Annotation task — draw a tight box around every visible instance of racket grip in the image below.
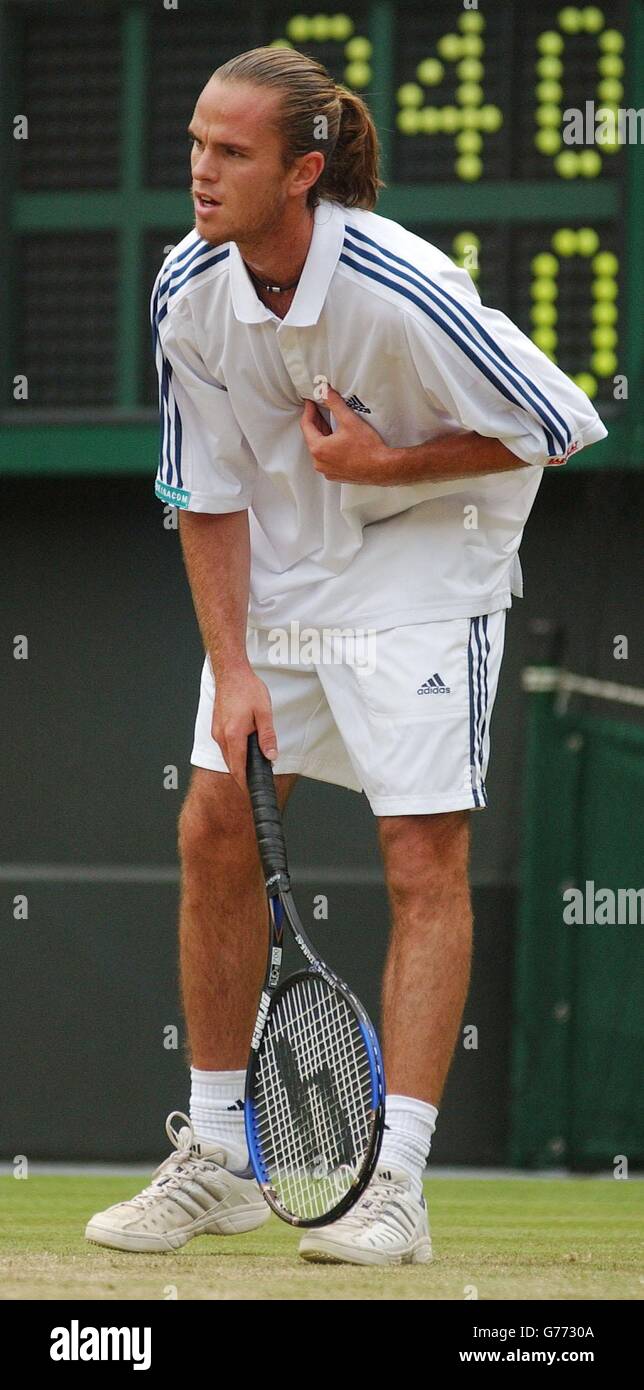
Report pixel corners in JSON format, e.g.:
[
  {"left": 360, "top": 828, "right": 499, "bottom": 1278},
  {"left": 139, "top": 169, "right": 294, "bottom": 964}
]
[{"left": 246, "top": 732, "right": 290, "bottom": 887}]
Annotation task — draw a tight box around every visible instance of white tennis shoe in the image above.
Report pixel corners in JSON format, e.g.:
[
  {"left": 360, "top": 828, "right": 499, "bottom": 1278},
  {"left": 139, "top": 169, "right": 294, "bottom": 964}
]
[
  {"left": 298, "top": 1164, "right": 432, "bottom": 1266},
  {"left": 85, "top": 1111, "right": 270, "bottom": 1252}
]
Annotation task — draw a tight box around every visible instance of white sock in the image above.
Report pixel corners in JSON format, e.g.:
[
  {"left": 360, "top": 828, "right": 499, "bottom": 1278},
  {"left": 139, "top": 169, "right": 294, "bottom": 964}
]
[
  {"left": 189, "top": 1067, "right": 248, "bottom": 1169},
  {"left": 378, "top": 1094, "right": 438, "bottom": 1202}
]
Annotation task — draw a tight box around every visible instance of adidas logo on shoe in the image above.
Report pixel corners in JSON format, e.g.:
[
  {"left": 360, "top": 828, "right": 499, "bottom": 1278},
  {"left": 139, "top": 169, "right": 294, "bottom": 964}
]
[
  {"left": 344, "top": 393, "right": 372, "bottom": 414},
  {"left": 417, "top": 672, "right": 451, "bottom": 695}
]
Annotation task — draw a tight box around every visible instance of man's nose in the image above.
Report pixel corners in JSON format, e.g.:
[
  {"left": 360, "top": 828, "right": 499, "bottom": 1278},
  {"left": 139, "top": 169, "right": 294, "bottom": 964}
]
[{"left": 193, "top": 148, "right": 220, "bottom": 181}]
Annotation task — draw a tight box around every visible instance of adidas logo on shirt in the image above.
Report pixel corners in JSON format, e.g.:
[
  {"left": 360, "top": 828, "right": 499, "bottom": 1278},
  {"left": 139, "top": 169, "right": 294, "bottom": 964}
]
[
  {"left": 417, "top": 672, "right": 451, "bottom": 695},
  {"left": 344, "top": 394, "right": 372, "bottom": 414}
]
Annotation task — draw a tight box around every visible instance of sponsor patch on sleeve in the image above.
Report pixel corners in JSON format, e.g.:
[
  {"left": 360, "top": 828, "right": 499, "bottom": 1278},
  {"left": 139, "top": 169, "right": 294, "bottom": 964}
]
[
  {"left": 546, "top": 440, "right": 581, "bottom": 466},
  {"left": 155, "top": 480, "right": 191, "bottom": 507}
]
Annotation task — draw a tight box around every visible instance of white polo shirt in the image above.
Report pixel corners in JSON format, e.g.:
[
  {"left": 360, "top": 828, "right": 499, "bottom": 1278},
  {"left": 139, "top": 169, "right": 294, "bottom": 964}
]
[{"left": 151, "top": 198, "right": 607, "bottom": 630}]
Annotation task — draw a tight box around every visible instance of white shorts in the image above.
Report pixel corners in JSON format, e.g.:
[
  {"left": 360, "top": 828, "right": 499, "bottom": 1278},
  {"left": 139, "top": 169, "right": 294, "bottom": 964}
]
[{"left": 191, "top": 611, "right": 507, "bottom": 816}]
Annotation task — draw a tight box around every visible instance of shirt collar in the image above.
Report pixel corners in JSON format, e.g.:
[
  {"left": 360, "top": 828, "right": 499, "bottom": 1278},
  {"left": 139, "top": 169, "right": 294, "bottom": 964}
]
[{"left": 228, "top": 199, "right": 346, "bottom": 327}]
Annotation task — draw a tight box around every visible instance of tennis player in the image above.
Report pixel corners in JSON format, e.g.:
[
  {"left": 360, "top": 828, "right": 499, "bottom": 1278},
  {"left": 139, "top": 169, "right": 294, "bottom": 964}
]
[{"left": 86, "top": 47, "right": 607, "bottom": 1264}]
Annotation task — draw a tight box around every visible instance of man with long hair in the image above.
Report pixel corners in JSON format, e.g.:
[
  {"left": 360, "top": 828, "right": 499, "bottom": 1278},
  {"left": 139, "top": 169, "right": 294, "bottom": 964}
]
[{"left": 87, "top": 48, "right": 606, "bottom": 1265}]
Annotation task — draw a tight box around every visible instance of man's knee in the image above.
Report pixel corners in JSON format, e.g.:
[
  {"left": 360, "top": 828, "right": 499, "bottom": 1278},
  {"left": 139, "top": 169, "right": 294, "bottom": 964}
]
[
  {"left": 378, "top": 810, "right": 471, "bottom": 896},
  {"left": 178, "top": 767, "right": 298, "bottom": 872},
  {"left": 178, "top": 769, "right": 258, "bottom": 870}
]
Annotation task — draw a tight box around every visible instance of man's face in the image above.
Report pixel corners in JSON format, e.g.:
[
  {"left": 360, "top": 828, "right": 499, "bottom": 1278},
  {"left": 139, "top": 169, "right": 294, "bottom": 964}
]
[{"left": 188, "top": 79, "right": 297, "bottom": 244}]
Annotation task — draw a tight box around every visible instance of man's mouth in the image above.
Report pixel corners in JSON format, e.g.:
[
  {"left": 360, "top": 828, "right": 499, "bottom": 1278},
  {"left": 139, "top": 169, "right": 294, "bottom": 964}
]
[{"left": 194, "top": 193, "right": 221, "bottom": 211}]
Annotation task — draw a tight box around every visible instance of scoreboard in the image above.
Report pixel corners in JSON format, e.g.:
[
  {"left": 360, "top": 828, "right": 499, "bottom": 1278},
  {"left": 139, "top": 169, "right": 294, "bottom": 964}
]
[{"left": 0, "top": 0, "right": 641, "bottom": 473}]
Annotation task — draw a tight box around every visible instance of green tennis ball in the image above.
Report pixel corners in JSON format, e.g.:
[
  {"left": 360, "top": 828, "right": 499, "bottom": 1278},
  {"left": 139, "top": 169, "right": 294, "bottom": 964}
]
[
  {"left": 531, "top": 278, "right": 558, "bottom": 302},
  {"left": 268, "top": 38, "right": 293, "bottom": 48},
  {"left": 536, "top": 56, "right": 563, "bottom": 80},
  {"left": 344, "top": 62, "right": 371, "bottom": 88},
  {"left": 536, "top": 103, "right": 562, "bottom": 128},
  {"left": 598, "top": 54, "right": 624, "bottom": 76},
  {"left": 286, "top": 15, "right": 310, "bottom": 41},
  {"left": 558, "top": 8, "right": 583, "bottom": 34},
  {"left": 592, "top": 251, "right": 619, "bottom": 275},
  {"left": 599, "top": 29, "right": 625, "bottom": 53},
  {"left": 456, "top": 154, "right": 483, "bottom": 181},
  {"left": 460, "top": 106, "right": 482, "bottom": 129},
  {"left": 456, "top": 129, "right": 483, "bottom": 153},
  {"left": 310, "top": 14, "right": 331, "bottom": 41},
  {"left": 417, "top": 57, "right": 444, "bottom": 85},
  {"left": 457, "top": 83, "right": 484, "bottom": 107},
  {"left": 592, "top": 277, "right": 619, "bottom": 301},
  {"left": 329, "top": 14, "right": 354, "bottom": 40},
  {"left": 398, "top": 83, "right": 423, "bottom": 108},
  {"left": 533, "top": 327, "right": 559, "bottom": 353},
  {"left": 555, "top": 150, "right": 580, "bottom": 178},
  {"left": 535, "top": 128, "right": 562, "bottom": 155},
  {"left": 536, "top": 80, "right": 563, "bottom": 103},
  {"left": 537, "top": 31, "right": 565, "bottom": 55},
  {"left": 479, "top": 104, "right": 503, "bottom": 132},
  {"left": 437, "top": 33, "right": 462, "bottom": 61},
  {"left": 345, "top": 36, "right": 372, "bottom": 59},
  {"left": 552, "top": 227, "right": 578, "bottom": 255},
  {"left": 461, "top": 35, "right": 484, "bottom": 57},
  {"left": 531, "top": 302, "right": 558, "bottom": 326},
  {"left": 452, "top": 231, "right": 480, "bottom": 255},
  {"left": 578, "top": 149, "right": 602, "bottom": 176},
  {"left": 457, "top": 58, "right": 484, "bottom": 82},
  {"left": 419, "top": 106, "right": 441, "bottom": 134},
  {"left": 592, "top": 326, "right": 618, "bottom": 350},
  {"left": 582, "top": 6, "right": 605, "bottom": 32},
  {"left": 577, "top": 227, "right": 600, "bottom": 256},
  {"left": 591, "top": 350, "right": 617, "bottom": 376},
  {"left": 592, "top": 301, "right": 618, "bottom": 324},
  {"left": 598, "top": 79, "right": 624, "bottom": 103},
  {"left": 440, "top": 105, "right": 462, "bottom": 133},
  {"left": 459, "top": 10, "right": 485, "bottom": 32},
  {"left": 397, "top": 108, "right": 422, "bottom": 135},
  {"left": 574, "top": 372, "right": 598, "bottom": 397},
  {"left": 532, "top": 252, "right": 559, "bottom": 277}
]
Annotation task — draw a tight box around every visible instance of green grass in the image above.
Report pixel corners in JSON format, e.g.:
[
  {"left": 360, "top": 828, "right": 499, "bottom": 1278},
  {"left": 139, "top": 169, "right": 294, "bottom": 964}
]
[{"left": 0, "top": 1176, "right": 643, "bottom": 1301}]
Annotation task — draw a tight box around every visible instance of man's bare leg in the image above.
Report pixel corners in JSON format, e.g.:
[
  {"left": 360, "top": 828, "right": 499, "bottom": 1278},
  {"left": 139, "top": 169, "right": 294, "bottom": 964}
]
[
  {"left": 178, "top": 766, "right": 298, "bottom": 1069},
  {"left": 378, "top": 809, "right": 473, "bottom": 1104}
]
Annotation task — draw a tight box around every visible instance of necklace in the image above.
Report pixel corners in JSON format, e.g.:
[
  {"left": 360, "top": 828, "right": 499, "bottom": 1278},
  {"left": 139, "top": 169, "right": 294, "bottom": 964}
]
[{"left": 244, "top": 263, "right": 300, "bottom": 295}]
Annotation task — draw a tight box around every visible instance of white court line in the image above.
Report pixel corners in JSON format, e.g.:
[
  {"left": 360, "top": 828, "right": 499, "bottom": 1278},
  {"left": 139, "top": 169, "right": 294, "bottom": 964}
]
[
  {"left": 2, "top": 1164, "right": 639, "bottom": 1180},
  {"left": 0, "top": 864, "right": 384, "bottom": 885},
  {"left": 0, "top": 864, "right": 504, "bottom": 887}
]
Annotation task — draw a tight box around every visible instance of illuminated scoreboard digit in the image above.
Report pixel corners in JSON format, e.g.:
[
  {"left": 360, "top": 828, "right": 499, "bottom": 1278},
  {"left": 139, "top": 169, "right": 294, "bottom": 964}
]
[{"left": 406, "top": 220, "right": 622, "bottom": 402}]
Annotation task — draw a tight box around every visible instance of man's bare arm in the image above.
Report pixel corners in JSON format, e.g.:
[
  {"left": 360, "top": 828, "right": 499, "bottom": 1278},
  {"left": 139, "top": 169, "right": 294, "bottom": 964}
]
[
  {"left": 301, "top": 389, "right": 533, "bottom": 485},
  {"left": 377, "top": 430, "right": 527, "bottom": 485},
  {"left": 178, "top": 509, "right": 277, "bottom": 784},
  {"left": 179, "top": 510, "right": 251, "bottom": 680}
]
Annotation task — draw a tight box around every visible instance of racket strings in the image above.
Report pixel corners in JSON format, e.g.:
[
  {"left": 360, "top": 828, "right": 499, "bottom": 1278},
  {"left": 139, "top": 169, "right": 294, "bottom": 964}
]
[{"left": 251, "top": 974, "right": 375, "bottom": 1220}]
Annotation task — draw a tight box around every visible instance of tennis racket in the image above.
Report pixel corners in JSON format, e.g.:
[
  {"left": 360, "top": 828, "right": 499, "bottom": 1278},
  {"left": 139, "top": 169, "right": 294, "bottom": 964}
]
[{"left": 244, "top": 731, "right": 386, "bottom": 1227}]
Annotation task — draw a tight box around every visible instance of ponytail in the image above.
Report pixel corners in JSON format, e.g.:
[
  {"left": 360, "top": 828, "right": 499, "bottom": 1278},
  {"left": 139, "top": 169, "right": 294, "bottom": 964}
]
[{"left": 318, "top": 84, "right": 384, "bottom": 209}]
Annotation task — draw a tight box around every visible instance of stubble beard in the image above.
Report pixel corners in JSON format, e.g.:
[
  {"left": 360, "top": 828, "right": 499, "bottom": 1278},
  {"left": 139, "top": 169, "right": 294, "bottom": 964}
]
[{"left": 196, "top": 181, "right": 294, "bottom": 253}]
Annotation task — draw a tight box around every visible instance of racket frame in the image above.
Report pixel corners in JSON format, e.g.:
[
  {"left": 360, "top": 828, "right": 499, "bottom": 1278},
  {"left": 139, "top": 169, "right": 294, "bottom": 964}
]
[{"left": 243, "top": 736, "right": 385, "bottom": 1227}]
